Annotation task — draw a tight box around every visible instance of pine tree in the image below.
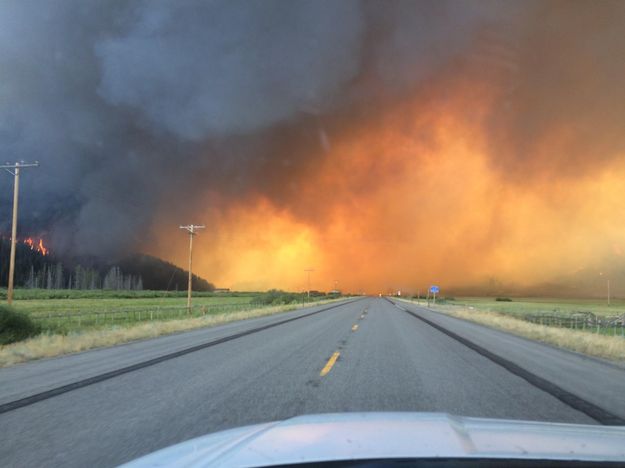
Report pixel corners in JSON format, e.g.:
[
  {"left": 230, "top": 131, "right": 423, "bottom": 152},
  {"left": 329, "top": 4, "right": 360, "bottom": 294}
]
[
  {"left": 103, "top": 267, "right": 118, "bottom": 290},
  {"left": 88, "top": 270, "right": 100, "bottom": 289},
  {"left": 54, "top": 263, "right": 63, "bottom": 289},
  {"left": 35, "top": 266, "right": 45, "bottom": 289},
  {"left": 26, "top": 265, "right": 35, "bottom": 289},
  {"left": 74, "top": 266, "right": 83, "bottom": 289}
]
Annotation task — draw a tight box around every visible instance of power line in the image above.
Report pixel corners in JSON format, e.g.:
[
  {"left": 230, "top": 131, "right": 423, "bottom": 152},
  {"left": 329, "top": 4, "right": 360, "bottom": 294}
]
[{"left": 1, "top": 161, "right": 39, "bottom": 305}]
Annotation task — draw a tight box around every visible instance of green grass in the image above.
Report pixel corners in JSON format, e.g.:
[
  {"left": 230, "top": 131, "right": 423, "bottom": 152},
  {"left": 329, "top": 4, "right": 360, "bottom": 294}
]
[
  {"left": 12, "top": 295, "right": 252, "bottom": 317},
  {"left": 10, "top": 292, "right": 254, "bottom": 334},
  {"left": 0, "top": 305, "right": 41, "bottom": 345},
  {"left": 414, "top": 296, "right": 625, "bottom": 339},
  {"left": 0, "top": 298, "right": 346, "bottom": 367},
  {"left": 449, "top": 296, "right": 625, "bottom": 318},
  {"left": 0, "top": 288, "right": 256, "bottom": 301},
  {"left": 0, "top": 289, "right": 332, "bottom": 335}
]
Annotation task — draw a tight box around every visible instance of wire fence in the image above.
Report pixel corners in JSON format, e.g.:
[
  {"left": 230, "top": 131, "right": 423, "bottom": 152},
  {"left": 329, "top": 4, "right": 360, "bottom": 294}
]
[
  {"left": 31, "top": 302, "right": 264, "bottom": 332},
  {"left": 522, "top": 311, "right": 625, "bottom": 337}
]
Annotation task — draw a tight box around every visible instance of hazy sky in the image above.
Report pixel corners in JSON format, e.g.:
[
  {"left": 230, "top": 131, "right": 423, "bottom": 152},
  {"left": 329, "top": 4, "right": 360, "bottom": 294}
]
[{"left": 2, "top": 1, "right": 625, "bottom": 293}]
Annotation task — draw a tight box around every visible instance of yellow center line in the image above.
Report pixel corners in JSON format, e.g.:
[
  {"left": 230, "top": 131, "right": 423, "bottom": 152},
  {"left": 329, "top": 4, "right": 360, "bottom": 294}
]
[
  {"left": 352, "top": 324, "right": 359, "bottom": 331},
  {"left": 320, "top": 351, "right": 340, "bottom": 376}
]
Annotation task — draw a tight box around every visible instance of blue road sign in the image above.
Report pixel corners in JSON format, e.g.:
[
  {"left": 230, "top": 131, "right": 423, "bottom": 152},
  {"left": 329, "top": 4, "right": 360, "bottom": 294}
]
[{"left": 430, "top": 285, "right": 440, "bottom": 294}]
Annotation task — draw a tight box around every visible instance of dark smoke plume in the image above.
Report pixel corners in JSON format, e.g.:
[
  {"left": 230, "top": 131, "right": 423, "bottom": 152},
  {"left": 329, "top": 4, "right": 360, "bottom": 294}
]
[{"left": 1, "top": 0, "right": 624, "bottom": 279}]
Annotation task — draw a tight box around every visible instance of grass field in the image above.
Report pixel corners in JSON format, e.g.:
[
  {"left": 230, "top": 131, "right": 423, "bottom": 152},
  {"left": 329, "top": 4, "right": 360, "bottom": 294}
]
[
  {"left": 397, "top": 297, "right": 625, "bottom": 362},
  {"left": 0, "top": 289, "right": 322, "bottom": 334},
  {"left": 0, "top": 298, "right": 345, "bottom": 367},
  {"left": 413, "top": 296, "right": 625, "bottom": 337},
  {"left": 12, "top": 295, "right": 252, "bottom": 316},
  {"left": 0, "top": 288, "right": 256, "bottom": 301},
  {"left": 445, "top": 297, "right": 625, "bottom": 318}
]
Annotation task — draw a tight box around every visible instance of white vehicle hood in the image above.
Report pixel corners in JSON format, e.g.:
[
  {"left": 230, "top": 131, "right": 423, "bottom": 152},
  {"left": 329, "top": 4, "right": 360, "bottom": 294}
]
[{"left": 121, "top": 412, "right": 625, "bottom": 467}]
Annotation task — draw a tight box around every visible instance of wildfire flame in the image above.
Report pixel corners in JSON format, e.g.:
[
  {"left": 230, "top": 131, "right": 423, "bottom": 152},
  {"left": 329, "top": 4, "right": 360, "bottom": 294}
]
[
  {"left": 23, "top": 237, "right": 49, "bottom": 256},
  {"left": 38, "top": 238, "right": 49, "bottom": 256}
]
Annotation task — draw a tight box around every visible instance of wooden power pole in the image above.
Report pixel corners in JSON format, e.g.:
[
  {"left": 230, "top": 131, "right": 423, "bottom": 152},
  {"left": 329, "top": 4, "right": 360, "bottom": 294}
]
[
  {"left": 304, "top": 268, "right": 314, "bottom": 301},
  {"left": 1, "top": 161, "right": 39, "bottom": 305},
  {"left": 179, "top": 224, "right": 205, "bottom": 312}
]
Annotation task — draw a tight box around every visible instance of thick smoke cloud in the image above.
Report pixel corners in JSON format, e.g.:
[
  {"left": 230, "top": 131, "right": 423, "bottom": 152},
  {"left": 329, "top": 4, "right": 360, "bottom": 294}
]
[
  {"left": 0, "top": 0, "right": 496, "bottom": 254},
  {"left": 96, "top": 0, "right": 364, "bottom": 139},
  {"left": 1, "top": 0, "right": 625, "bottom": 293},
  {"left": 486, "top": 1, "right": 625, "bottom": 176}
]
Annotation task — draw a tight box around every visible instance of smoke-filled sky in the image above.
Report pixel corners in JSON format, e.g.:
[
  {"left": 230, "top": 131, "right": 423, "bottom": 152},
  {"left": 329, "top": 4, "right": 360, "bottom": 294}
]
[{"left": 2, "top": 0, "right": 625, "bottom": 294}]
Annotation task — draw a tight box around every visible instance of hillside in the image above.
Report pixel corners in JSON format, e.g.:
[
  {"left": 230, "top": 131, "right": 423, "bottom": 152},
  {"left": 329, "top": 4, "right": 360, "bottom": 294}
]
[
  {"left": 0, "top": 237, "right": 214, "bottom": 291},
  {"left": 116, "top": 253, "right": 214, "bottom": 291}
]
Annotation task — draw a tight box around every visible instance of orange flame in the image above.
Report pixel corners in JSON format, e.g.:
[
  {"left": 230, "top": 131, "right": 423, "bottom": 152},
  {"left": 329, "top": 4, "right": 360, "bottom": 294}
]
[
  {"left": 38, "top": 238, "right": 49, "bottom": 256},
  {"left": 22, "top": 237, "right": 49, "bottom": 256}
]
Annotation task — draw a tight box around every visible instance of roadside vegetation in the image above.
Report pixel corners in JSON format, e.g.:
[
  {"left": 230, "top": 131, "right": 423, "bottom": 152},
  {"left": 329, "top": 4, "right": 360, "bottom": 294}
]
[
  {"left": 250, "top": 289, "right": 337, "bottom": 306},
  {"left": 447, "top": 296, "right": 625, "bottom": 318},
  {"left": 0, "top": 290, "right": 345, "bottom": 367},
  {"left": 3, "top": 290, "right": 337, "bottom": 334},
  {"left": 0, "top": 288, "right": 255, "bottom": 301},
  {"left": 399, "top": 297, "right": 625, "bottom": 362},
  {"left": 0, "top": 305, "right": 41, "bottom": 345},
  {"left": 10, "top": 293, "right": 251, "bottom": 315}
]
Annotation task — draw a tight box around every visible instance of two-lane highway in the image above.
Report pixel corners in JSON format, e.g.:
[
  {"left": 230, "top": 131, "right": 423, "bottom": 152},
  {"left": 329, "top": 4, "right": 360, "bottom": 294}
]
[{"left": 1, "top": 298, "right": 623, "bottom": 467}]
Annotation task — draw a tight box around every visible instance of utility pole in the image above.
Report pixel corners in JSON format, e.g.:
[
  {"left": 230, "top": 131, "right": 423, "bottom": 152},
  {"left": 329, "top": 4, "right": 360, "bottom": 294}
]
[
  {"left": 179, "top": 224, "right": 205, "bottom": 312},
  {"left": 1, "top": 161, "right": 39, "bottom": 305},
  {"left": 304, "top": 268, "right": 314, "bottom": 301}
]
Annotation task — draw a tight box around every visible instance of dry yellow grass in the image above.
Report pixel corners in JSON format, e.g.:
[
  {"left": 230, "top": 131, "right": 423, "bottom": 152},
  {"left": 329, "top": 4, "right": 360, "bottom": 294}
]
[
  {"left": 397, "top": 299, "right": 625, "bottom": 362},
  {"left": 0, "top": 299, "right": 341, "bottom": 368}
]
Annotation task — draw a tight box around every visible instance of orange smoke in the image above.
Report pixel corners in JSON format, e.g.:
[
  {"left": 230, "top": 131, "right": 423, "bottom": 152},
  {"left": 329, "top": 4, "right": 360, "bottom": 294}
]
[{"left": 148, "top": 65, "right": 625, "bottom": 294}]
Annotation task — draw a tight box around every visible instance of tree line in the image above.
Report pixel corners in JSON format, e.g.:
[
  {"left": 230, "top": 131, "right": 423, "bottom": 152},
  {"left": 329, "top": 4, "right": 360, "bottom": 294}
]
[
  {"left": 0, "top": 238, "right": 214, "bottom": 291},
  {"left": 24, "top": 264, "right": 143, "bottom": 290}
]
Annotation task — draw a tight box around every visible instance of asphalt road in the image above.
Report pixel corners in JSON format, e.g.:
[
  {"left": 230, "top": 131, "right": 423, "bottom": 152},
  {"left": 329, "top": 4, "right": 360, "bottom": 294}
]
[{"left": 1, "top": 297, "right": 623, "bottom": 467}]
